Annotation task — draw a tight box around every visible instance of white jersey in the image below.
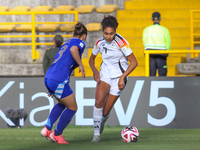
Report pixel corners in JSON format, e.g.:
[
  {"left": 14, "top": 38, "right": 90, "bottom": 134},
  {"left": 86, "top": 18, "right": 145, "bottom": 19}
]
[{"left": 92, "top": 33, "right": 133, "bottom": 78}]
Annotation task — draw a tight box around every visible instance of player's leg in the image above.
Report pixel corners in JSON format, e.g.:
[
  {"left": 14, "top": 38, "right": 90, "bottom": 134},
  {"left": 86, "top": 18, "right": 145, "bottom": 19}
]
[
  {"left": 157, "top": 57, "right": 167, "bottom": 76},
  {"left": 50, "top": 93, "right": 77, "bottom": 144},
  {"left": 41, "top": 79, "right": 66, "bottom": 139},
  {"left": 91, "top": 80, "right": 110, "bottom": 142},
  {"left": 55, "top": 93, "right": 77, "bottom": 135},
  {"left": 46, "top": 103, "right": 66, "bottom": 131},
  {"left": 100, "top": 76, "right": 126, "bottom": 134},
  {"left": 100, "top": 94, "right": 119, "bottom": 134},
  {"left": 41, "top": 102, "right": 66, "bottom": 139},
  {"left": 45, "top": 81, "right": 76, "bottom": 144}
]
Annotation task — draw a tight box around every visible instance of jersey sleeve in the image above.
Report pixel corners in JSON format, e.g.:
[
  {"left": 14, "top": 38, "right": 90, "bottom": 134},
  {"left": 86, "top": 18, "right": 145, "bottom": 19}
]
[
  {"left": 115, "top": 34, "right": 133, "bottom": 56},
  {"left": 70, "top": 39, "right": 85, "bottom": 51},
  {"left": 92, "top": 38, "right": 101, "bottom": 56}
]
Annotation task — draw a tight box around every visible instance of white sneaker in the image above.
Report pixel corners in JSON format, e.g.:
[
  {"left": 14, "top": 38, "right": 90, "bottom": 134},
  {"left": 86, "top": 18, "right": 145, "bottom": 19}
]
[{"left": 91, "top": 135, "right": 100, "bottom": 142}]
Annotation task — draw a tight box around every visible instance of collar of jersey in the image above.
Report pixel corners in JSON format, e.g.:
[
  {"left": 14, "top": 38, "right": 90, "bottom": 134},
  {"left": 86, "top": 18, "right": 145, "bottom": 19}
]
[{"left": 72, "top": 37, "right": 85, "bottom": 45}]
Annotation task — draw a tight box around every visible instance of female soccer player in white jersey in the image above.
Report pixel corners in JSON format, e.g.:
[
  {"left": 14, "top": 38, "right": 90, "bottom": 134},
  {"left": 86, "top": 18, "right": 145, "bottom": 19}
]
[
  {"left": 89, "top": 15, "right": 138, "bottom": 142},
  {"left": 40, "top": 22, "right": 87, "bottom": 144}
]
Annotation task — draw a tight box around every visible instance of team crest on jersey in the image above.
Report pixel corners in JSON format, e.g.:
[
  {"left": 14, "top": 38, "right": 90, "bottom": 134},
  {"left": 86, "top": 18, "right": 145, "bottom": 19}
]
[{"left": 111, "top": 42, "right": 115, "bottom": 47}]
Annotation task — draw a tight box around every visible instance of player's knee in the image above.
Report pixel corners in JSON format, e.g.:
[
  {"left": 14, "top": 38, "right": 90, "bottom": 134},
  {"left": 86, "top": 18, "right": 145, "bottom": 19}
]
[
  {"left": 95, "top": 100, "right": 104, "bottom": 108},
  {"left": 68, "top": 105, "right": 78, "bottom": 111},
  {"left": 73, "top": 106, "right": 78, "bottom": 111}
]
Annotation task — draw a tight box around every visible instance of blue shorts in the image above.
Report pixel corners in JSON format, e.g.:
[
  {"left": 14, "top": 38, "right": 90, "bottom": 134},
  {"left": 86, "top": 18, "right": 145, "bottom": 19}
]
[{"left": 44, "top": 78, "right": 73, "bottom": 99}]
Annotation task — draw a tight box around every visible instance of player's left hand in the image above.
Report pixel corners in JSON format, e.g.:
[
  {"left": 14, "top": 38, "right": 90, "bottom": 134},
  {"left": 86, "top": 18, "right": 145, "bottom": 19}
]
[
  {"left": 93, "top": 69, "right": 100, "bottom": 82},
  {"left": 47, "top": 92, "right": 54, "bottom": 98}
]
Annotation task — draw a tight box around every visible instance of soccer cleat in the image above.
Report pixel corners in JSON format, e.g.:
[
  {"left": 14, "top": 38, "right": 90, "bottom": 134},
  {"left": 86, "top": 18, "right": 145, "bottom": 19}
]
[
  {"left": 91, "top": 135, "right": 100, "bottom": 142},
  {"left": 41, "top": 127, "right": 52, "bottom": 140},
  {"left": 49, "top": 132, "right": 69, "bottom": 144},
  {"left": 100, "top": 121, "right": 105, "bottom": 134},
  {"left": 100, "top": 114, "right": 110, "bottom": 134}
]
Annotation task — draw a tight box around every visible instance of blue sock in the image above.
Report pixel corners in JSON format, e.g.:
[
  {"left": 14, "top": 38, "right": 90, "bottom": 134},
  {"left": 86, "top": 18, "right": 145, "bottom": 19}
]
[
  {"left": 54, "top": 108, "right": 76, "bottom": 136},
  {"left": 45, "top": 103, "right": 66, "bottom": 131}
]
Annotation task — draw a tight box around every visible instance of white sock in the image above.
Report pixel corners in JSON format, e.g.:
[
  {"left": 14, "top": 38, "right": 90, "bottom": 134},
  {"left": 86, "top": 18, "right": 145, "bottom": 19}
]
[{"left": 93, "top": 106, "right": 103, "bottom": 136}]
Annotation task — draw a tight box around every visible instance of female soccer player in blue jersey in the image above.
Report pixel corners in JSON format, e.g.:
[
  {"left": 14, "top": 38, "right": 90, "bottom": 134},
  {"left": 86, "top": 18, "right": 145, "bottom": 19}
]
[
  {"left": 89, "top": 15, "right": 138, "bottom": 142},
  {"left": 41, "top": 22, "right": 87, "bottom": 144}
]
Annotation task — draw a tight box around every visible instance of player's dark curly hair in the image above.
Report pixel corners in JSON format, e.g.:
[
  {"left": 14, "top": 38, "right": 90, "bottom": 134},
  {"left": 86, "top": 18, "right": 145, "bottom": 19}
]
[
  {"left": 73, "top": 22, "right": 87, "bottom": 37},
  {"left": 101, "top": 15, "right": 119, "bottom": 31}
]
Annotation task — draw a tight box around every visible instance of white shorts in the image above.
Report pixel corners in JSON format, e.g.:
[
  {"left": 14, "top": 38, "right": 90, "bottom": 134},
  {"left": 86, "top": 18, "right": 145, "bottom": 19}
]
[{"left": 100, "top": 66, "right": 128, "bottom": 96}]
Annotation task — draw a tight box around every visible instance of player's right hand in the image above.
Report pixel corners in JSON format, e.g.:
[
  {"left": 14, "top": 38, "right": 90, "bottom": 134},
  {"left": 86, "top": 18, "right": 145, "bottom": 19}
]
[{"left": 79, "top": 65, "right": 85, "bottom": 78}]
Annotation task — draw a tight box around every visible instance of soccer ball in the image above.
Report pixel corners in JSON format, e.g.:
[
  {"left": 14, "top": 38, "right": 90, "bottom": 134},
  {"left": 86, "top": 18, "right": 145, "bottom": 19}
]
[{"left": 121, "top": 126, "right": 139, "bottom": 143}]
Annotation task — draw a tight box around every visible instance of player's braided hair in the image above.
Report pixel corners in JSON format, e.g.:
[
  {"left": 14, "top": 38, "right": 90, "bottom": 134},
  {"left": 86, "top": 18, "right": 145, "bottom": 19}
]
[
  {"left": 101, "top": 15, "right": 119, "bottom": 31},
  {"left": 73, "top": 22, "right": 87, "bottom": 37}
]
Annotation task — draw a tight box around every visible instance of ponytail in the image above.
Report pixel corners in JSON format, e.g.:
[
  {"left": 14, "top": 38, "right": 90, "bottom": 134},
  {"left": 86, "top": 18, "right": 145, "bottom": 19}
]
[{"left": 73, "top": 22, "right": 87, "bottom": 37}]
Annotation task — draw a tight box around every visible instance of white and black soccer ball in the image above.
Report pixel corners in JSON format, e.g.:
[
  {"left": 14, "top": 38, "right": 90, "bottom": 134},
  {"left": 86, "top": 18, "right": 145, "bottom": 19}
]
[{"left": 121, "top": 125, "right": 139, "bottom": 143}]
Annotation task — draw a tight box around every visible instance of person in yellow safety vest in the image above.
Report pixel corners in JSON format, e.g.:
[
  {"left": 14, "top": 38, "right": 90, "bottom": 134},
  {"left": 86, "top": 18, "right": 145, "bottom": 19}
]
[{"left": 142, "top": 12, "right": 171, "bottom": 76}]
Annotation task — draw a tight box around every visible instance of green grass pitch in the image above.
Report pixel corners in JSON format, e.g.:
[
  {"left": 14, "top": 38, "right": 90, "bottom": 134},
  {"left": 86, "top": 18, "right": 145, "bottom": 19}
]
[{"left": 0, "top": 126, "right": 200, "bottom": 150}]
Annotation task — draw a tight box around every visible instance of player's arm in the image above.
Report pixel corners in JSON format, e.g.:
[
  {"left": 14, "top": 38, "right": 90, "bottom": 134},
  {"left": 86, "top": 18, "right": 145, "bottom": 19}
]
[
  {"left": 89, "top": 53, "right": 100, "bottom": 82},
  {"left": 42, "top": 51, "right": 49, "bottom": 74},
  {"left": 70, "top": 45, "right": 85, "bottom": 78},
  {"left": 124, "top": 53, "right": 138, "bottom": 77},
  {"left": 118, "top": 53, "right": 138, "bottom": 90}
]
